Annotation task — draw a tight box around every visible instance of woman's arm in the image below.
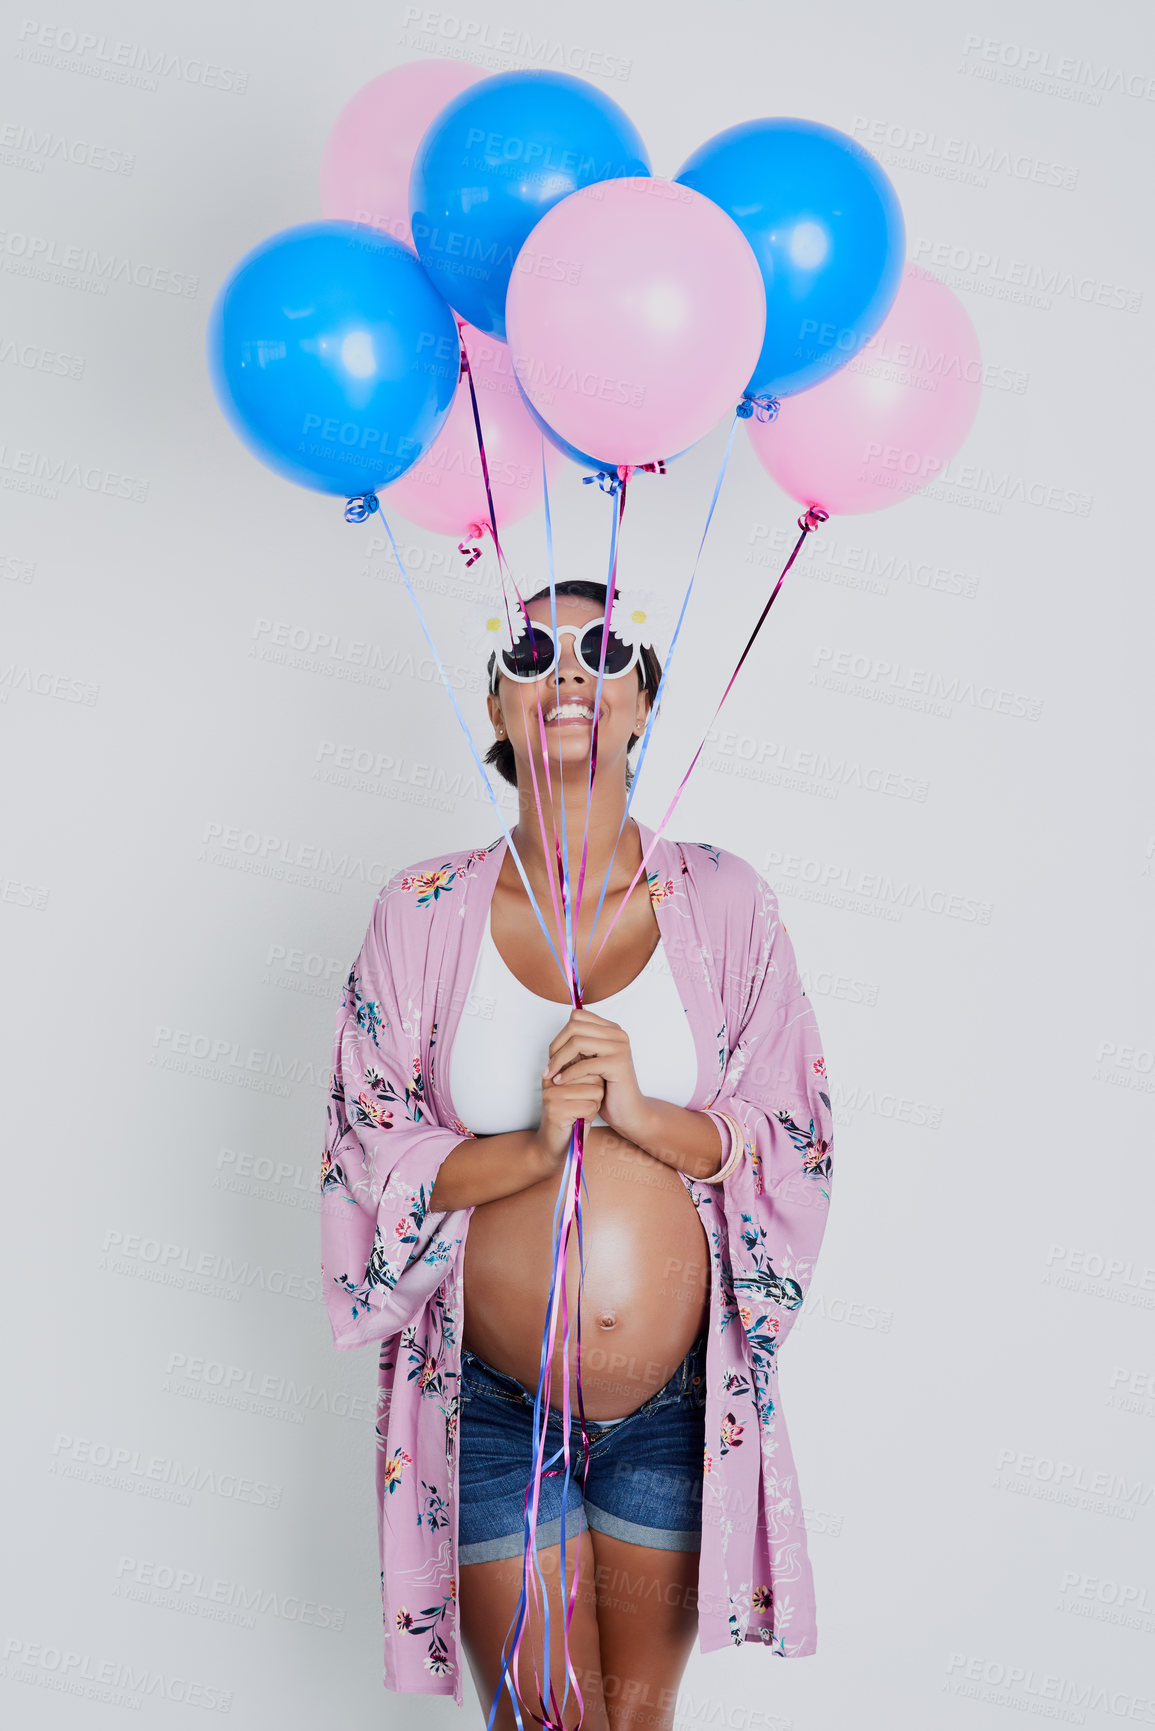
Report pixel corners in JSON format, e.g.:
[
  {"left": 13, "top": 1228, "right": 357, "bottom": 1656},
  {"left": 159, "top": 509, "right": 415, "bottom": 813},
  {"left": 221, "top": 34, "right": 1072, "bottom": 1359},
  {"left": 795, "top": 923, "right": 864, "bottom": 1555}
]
[
  {"left": 606, "top": 1096, "right": 727, "bottom": 1179},
  {"left": 542, "top": 1008, "right": 727, "bottom": 1179},
  {"left": 428, "top": 1129, "right": 554, "bottom": 1210},
  {"left": 429, "top": 1059, "right": 607, "bottom": 1209}
]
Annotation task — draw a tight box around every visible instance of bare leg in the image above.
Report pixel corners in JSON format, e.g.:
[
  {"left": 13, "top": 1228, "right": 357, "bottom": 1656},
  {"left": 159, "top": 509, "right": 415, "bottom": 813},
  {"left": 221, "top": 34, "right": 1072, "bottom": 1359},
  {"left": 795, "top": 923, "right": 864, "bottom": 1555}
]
[
  {"left": 459, "top": 1530, "right": 610, "bottom": 1731},
  {"left": 590, "top": 1530, "right": 701, "bottom": 1731}
]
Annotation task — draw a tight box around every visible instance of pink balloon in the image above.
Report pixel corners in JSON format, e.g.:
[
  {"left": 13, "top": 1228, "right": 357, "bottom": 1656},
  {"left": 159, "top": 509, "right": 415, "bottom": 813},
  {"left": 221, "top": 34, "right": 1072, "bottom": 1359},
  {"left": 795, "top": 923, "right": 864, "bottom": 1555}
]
[
  {"left": 320, "top": 61, "right": 480, "bottom": 251},
  {"left": 747, "top": 263, "right": 983, "bottom": 515},
  {"left": 505, "top": 177, "right": 766, "bottom": 467},
  {"left": 381, "top": 322, "right": 565, "bottom": 537}
]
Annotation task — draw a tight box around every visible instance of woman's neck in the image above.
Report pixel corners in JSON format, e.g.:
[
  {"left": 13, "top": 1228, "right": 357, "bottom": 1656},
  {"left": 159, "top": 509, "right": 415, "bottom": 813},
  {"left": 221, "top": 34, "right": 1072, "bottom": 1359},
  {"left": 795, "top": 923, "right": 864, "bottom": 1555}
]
[{"left": 508, "top": 782, "right": 642, "bottom": 906}]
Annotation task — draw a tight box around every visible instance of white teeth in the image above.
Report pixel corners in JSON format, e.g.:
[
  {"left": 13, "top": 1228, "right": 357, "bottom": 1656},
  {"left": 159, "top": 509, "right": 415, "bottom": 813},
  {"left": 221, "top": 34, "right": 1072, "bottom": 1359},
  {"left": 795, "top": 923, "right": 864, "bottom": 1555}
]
[{"left": 545, "top": 703, "right": 595, "bottom": 722}]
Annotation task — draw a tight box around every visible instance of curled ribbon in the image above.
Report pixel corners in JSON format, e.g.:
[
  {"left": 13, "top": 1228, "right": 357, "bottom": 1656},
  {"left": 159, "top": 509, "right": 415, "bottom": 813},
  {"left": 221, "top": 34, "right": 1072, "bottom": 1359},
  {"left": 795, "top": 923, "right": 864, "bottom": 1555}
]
[
  {"left": 458, "top": 520, "right": 493, "bottom": 566},
  {"left": 736, "top": 392, "right": 780, "bottom": 423},
  {"left": 343, "top": 492, "right": 380, "bottom": 524},
  {"left": 581, "top": 459, "right": 667, "bottom": 495}
]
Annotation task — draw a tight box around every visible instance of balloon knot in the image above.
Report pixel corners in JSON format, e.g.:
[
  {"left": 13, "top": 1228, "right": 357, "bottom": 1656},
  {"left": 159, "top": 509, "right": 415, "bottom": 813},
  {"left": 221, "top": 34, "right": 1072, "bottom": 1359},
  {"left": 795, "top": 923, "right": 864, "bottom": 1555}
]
[
  {"left": 344, "top": 493, "right": 380, "bottom": 525},
  {"left": 582, "top": 462, "right": 665, "bottom": 494},
  {"left": 799, "top": 507, "right": 829, "bottom": 534},
  {"left": 458, "top": 520, "right": 492, "bottom": 565},
  {"left": 738, "top": 393, "right": 780, "bottom": 423}
]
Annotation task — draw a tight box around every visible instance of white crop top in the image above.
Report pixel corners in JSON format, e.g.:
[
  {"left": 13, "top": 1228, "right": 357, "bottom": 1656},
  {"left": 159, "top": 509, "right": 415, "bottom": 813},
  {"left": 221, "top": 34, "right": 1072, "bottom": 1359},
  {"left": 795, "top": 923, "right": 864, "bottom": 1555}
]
[{"left": 449, "top": 910, "right": 699, "bottom": 1134}]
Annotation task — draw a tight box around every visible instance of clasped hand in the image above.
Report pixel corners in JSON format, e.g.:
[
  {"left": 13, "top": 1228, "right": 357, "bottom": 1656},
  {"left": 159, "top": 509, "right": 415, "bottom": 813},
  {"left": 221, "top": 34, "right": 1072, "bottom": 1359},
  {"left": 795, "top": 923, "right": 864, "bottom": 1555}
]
[{"left": 542, "top": 1006, "right": 649, "bottom": 1143}]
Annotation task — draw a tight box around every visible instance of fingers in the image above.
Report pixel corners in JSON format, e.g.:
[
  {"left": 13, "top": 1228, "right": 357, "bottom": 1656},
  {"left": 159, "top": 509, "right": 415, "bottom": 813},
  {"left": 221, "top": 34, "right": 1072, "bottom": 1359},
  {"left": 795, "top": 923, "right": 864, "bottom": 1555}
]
[
  {"left": 546, "top": 1025, "right": 628, "bottom": 1073},
  {"left": 546, "top": 1008, "right": 622, "bottom": 1055},
  {"left": 540, "top": 1073, "right": 604, "bottom": 1119},
  {"left": 546, "top": 1061, "right": 608, "bottom": 1090},
  {"left": 545, "top": 1041, "right": 601, "bottom": 1081}
]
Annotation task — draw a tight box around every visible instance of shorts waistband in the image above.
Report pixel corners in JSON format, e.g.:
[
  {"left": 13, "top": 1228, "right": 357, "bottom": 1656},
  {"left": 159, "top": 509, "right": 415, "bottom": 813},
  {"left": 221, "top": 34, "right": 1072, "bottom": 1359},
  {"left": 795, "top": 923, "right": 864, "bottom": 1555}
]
[{"left": 461, "top": 1333, "right": 707, "bottom": 1420}]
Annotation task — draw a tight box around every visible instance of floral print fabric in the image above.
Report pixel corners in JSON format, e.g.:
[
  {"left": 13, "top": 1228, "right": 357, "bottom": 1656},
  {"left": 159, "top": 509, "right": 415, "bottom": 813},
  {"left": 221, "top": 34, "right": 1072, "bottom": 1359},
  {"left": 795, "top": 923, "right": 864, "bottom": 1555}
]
[{"left": 319, "top": 822, "right": 834, "bottom": 1701}]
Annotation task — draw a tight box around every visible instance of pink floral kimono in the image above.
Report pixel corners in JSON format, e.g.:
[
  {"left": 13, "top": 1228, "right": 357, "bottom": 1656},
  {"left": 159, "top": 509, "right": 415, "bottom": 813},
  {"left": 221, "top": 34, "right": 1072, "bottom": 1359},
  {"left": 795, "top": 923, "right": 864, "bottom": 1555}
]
[{"left": 319, "top": 820, "right": 834, "bottom": 1703}]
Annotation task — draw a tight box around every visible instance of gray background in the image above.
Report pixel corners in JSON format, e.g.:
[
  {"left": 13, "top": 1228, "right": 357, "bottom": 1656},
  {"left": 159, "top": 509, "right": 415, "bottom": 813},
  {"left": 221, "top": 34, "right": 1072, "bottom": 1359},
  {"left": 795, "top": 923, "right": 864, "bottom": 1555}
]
[{"left": 2, "top": 0, "right": 1153, "bottom": 1725}]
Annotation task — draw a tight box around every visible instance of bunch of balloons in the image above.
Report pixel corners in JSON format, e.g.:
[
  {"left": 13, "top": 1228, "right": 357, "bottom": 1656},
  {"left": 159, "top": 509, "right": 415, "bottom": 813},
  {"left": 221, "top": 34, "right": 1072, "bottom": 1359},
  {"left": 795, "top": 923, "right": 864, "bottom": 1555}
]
[{"left": 207, "top": 64, "right": 982, "bottom": 533}]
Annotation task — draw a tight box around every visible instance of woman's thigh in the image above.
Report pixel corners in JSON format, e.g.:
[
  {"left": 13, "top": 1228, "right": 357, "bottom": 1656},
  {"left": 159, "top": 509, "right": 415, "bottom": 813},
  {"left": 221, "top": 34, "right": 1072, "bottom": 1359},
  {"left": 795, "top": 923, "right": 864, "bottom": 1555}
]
[
  {"left": 590, "top": 1529, "right": 700, "bottom": 1731},
  {"left": 459, "top": 1532, "right": 610, "bottom": 1731}
]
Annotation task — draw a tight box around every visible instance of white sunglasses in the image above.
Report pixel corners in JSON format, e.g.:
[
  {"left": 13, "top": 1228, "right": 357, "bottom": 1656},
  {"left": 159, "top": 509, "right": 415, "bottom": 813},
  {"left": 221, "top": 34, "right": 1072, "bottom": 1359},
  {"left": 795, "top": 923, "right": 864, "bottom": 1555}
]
[{"left": 489, "top": 620, "right": 643, "bottom": 693}]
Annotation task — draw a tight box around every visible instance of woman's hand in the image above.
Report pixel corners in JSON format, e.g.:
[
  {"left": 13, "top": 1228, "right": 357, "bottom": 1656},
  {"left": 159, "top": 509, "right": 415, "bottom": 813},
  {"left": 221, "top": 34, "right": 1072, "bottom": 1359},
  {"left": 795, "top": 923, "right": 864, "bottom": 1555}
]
[
  {"left": 534, "top": 1060, "right": 605, "bottom": 1165},
  {"left": 544, "top": 1008, "right": 651, "bottom": 1146}
]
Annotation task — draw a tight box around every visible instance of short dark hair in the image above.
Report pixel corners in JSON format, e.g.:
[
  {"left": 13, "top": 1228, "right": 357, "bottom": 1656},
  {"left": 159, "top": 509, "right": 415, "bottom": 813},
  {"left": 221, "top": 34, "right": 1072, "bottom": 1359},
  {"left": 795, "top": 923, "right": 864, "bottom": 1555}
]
[{"left": 483, "top": 580, "right": 663, "bottom": 791}]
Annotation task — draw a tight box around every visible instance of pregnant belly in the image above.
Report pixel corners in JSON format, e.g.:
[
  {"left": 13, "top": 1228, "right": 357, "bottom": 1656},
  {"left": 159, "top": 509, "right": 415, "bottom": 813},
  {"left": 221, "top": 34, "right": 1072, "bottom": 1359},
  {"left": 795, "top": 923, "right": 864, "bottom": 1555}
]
[{"left": 462, "top": 1127, "right": 710, "bottom": 1419}]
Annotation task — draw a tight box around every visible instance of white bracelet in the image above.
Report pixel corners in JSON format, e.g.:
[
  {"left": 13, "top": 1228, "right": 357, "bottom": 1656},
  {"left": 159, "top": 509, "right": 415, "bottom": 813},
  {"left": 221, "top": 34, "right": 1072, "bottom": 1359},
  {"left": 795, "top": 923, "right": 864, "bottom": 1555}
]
[{"left": 692, "top": 1111, "right": 746, "bottom": 1184}]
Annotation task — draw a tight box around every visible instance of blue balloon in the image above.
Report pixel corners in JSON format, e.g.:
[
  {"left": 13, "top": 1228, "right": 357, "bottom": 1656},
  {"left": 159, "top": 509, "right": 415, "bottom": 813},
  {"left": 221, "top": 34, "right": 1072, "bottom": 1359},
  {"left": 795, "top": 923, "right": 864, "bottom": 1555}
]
[
  {"left": 207, "top": 221, "right": 460, "bottom": 496},
  {"left": 410, "top": 70, "right": 650, "bottom": 340},
  {"left": 676, "top": 119, "right": 905, "bottom": 400}
]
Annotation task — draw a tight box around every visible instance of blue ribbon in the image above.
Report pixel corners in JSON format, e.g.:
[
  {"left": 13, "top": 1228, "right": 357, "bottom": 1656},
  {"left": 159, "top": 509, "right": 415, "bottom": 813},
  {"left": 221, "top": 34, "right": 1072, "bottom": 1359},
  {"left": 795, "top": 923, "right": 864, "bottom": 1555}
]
[
  {"left": 582, "top": 410, "right": 742, "bottom": 959},
  {"left": 343, "top": 493, "right": 572, "bottom": 994},
  {"left": 736, "top": 392, "right": 780, "bottom": 423}
]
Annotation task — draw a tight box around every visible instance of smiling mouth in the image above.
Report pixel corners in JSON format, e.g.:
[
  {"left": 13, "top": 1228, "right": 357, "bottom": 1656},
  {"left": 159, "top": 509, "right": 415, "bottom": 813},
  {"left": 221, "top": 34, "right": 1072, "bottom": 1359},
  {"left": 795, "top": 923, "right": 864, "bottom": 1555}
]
[{"left": 543, "top": 702, "right": 598, "bottom": 724}]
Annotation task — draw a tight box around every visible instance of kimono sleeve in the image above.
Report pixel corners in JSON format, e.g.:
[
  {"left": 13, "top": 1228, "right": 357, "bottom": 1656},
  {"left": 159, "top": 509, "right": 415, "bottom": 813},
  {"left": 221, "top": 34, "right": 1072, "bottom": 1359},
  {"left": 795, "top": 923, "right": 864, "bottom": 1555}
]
[
  {"left": 700, "top": 860, "right": 834, "bottom": 1357},
  {"left": 319, "top": 891, "right": 472, "bottom": 1350}
]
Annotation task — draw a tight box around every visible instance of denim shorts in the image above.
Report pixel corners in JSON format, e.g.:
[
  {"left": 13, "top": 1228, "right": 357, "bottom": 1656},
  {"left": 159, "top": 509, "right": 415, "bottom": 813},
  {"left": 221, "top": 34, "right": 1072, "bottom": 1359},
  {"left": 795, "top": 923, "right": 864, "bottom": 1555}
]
[{"left": 457, "top": 1335, "right": 707, "bottom": 1564}]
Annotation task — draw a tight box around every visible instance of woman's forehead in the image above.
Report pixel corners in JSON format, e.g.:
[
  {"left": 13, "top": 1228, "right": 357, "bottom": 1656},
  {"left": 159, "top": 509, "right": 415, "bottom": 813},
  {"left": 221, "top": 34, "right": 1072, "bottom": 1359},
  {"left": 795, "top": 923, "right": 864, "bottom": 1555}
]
[{"left": 525, "top": 595, "right": 607, "bottom": 624}]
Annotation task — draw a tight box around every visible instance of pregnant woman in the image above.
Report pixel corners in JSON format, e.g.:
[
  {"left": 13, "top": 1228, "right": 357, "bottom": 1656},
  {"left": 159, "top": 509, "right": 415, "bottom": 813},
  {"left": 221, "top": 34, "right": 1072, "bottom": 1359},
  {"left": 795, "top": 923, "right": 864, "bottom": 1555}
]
[{"left": 320, "top": 581, "right": 834, "bottom": 1730}]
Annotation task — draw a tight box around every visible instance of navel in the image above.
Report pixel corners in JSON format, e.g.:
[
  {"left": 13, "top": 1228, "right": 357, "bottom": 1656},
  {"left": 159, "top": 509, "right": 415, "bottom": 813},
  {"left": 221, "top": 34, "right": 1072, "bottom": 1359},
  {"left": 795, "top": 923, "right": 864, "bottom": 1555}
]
[{"left": 597, "top": 1312, "right": 618, "bottom": 1331}]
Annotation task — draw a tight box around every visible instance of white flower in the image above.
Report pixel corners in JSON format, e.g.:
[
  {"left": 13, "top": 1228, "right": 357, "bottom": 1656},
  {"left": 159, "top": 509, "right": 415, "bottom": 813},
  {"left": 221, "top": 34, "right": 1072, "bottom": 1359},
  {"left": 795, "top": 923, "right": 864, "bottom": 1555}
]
[
  {"left": 460, "top": 592, "right": 529, "bottom": 662},
  {"left": 610, "top": 582, "right": 674, "bottom": 655}
]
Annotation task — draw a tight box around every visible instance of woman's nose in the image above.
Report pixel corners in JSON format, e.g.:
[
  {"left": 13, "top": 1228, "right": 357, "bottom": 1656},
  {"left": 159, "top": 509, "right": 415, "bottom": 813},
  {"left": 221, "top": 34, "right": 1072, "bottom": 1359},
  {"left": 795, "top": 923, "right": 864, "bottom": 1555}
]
[{"left": 555, "top": 636, "right": 586, "bottom": 679}]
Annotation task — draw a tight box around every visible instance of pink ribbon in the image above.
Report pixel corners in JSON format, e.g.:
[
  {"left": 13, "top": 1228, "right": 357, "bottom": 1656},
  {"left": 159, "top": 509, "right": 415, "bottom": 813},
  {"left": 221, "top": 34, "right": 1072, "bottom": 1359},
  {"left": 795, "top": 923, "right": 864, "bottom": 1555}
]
[{"left": 582, "top": 506, "right": 829, "bottom": 978}]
